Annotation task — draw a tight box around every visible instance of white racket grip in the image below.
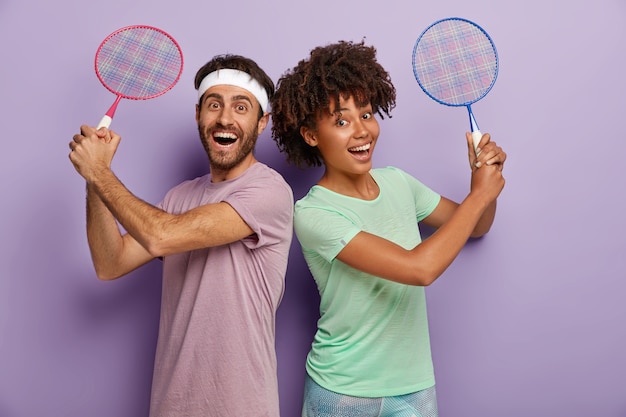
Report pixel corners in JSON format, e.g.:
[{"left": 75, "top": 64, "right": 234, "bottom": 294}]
[
  {"left": 471, "top": 130, "right": 482, "bottom": 155},
  {"left": 97, "top": 115, "right": 112, "bottom": 129},
  {"left": 468, "top": 107, "right": 482, "bottom": 156}
]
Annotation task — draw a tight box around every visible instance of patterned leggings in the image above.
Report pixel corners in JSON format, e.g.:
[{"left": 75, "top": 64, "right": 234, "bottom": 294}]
[{"left": 301, "top": 374, "right": 439, "bottom": 417}]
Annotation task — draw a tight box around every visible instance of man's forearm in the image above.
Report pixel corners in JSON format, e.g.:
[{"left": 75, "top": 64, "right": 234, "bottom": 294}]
[
  {"left": 86, "top": 184, "right": 126, "bottom": 278},
  {"left": 88, "top": 168, "right": 168, "bottom": 254}
]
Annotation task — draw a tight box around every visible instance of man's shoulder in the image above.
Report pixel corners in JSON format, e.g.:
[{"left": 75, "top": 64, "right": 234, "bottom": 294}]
[
  {"left": 246, "top": 163, "right": 292, "bottom": 193},
  {"left": 169, "top": 174, "right": 209, "bottom": 193},
  {"left": 250, "top": 162, "right": 287, "bottom": 180}
]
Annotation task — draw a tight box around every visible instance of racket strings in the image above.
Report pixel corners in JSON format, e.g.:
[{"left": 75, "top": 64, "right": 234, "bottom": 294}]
[
  {"left": 96, "top": 27, "right": 183, "bottom": 99},
  {"left": 413, "top": 20, "right": 497, "bottom": 106}
]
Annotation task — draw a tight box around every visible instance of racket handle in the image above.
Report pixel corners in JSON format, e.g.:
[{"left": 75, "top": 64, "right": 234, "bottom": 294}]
[
  {"left": 97, "top": 95, "right": 122, "bottom": 130},
  {"left": 468, "top": 106, "right": 481, "bottom": 155},
  {"left": 97, "top": 115, "right": 112, "bottom": 129},
  {"left": 471, "top": 130, "right": 482, "bottom": 154}
]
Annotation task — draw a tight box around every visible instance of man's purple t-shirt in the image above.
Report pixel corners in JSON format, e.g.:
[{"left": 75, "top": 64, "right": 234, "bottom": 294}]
[{"left": 150, "top": 162, "right": 293, "bottom": 417}]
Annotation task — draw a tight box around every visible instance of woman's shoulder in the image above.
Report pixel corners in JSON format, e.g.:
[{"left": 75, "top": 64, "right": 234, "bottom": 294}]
[{"left": 371, "top": 166, "right": 416, "bottom": 186}]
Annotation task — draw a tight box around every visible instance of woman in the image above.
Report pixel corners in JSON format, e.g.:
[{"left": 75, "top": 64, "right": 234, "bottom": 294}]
[{"left": 271, "top": 40, "right": 506, "bottom": 417}]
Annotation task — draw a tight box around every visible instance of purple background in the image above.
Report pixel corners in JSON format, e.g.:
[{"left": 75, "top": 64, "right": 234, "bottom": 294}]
[{"left": 1, "top": 0, "right": 625, "bottom": 416}]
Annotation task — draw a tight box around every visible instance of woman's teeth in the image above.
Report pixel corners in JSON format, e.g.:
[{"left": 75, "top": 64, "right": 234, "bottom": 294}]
[{"left": 349, "top": 143, "right": 370, "bottom": 152}]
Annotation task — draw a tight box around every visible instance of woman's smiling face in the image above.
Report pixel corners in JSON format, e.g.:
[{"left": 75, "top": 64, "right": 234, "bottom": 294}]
[{"left": 302, "top": 95, "right": 380, "bottom": 178}]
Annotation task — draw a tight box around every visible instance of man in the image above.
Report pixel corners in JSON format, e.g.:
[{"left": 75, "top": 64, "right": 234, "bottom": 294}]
[{"left": 69, "top": 54, "right": 294, "bottom": 417}]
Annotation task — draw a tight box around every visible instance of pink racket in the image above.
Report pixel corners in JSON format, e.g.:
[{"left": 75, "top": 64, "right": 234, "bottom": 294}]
[{"left": 94, "top": 25, "right": 184, "bottom": 129}]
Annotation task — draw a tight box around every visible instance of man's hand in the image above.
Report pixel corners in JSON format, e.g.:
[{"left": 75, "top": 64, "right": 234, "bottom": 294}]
[{"left": 69, "top": 125, "right": 121, "bottom": 183}]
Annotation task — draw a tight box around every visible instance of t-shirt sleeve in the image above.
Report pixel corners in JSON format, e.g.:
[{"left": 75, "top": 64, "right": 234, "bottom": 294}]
[
  {"left": 223, "top": 171, "right": 294, "bottom": 250},
  {"left": 294, "top": 206, "right": 361, "bottom": 263},
  {"left": 391, "top": 167, "right": 441, "bottom": 221}
]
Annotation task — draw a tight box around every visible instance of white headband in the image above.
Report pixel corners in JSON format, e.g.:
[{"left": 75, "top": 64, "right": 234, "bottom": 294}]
[{"left": 197, "top": 68, "right": 269, "bottom": 112}]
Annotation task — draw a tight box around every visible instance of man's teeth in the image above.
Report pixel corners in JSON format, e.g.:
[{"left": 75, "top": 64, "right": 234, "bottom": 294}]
[
  {"left": 349, "top": 143, "right": 370, "bottom": 152},
  {"left": 214, "top": 132, "right": 237, "bottom": 140}
]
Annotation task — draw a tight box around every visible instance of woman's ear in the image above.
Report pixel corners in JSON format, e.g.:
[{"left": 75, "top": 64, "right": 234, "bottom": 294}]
[{"left": 300, "top": 126, "right": 318, "bottom": 147}]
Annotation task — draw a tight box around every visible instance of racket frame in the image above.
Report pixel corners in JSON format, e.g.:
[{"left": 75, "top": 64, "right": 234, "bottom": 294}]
[
  {"left": 411, "top": 17, "right": 499, "bottom": 151},
  {"left": 94, "top": 25, "right": 184, "bottom": 129}
]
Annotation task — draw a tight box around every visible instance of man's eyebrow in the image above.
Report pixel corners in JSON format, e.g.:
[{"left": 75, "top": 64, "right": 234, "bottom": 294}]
[
  {"left": 203, "top": 92, "right": 255, "bottom": 108},
  {"left": 202, "top": 92, "right": 223, "bottom": 104},
  {"left": 231, "top": 94, "right": 255, "bottom": 106}
]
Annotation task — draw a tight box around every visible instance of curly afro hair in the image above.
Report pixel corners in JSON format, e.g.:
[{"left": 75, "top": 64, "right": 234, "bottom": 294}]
[{"left": 271, "top": 40, "right": 396, "bottom": 168}]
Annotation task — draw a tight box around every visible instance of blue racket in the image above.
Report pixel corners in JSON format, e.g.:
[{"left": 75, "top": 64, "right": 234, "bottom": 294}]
[{"left": 412, "top": 17, "right": 499, "bottom": 152}]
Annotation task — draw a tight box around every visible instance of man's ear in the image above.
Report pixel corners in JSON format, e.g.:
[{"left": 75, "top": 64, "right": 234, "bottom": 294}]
[
  {"left": 300, "top": 126, "right": 318, "bottom": 147},
  {"left": 257, "top": 112, "right": 270, "bottom": 134},
  {"left": 195, "top": 103, "right": 200, "bottom": 123}
]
